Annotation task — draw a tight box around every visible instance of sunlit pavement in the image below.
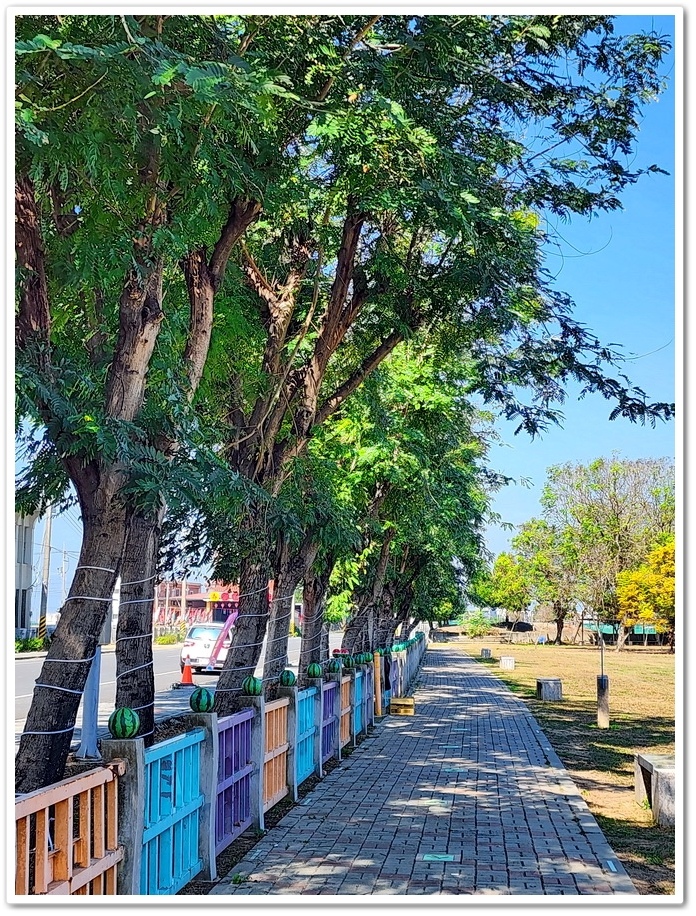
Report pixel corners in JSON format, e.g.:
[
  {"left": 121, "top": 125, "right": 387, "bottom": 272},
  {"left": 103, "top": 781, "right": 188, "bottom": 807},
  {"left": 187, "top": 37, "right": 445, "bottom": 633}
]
[{"left": 210, "top": 645, "right": 637, "bottom": 897}]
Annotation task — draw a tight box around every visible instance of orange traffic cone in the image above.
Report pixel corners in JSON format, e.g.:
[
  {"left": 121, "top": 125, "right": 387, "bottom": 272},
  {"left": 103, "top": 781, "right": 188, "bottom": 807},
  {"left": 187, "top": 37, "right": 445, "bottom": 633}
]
[{"left": 179, "top": 657, "right": 195, "bottom": 687}]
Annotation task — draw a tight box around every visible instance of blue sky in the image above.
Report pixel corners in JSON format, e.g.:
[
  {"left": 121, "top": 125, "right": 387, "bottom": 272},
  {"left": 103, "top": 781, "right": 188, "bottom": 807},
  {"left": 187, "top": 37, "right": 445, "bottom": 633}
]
[
  {"left": 484, "top": 13, "right": 677, "bottom": 558},
  {"left": 21, "top": 12, "right": 679, "bottom": 614}
]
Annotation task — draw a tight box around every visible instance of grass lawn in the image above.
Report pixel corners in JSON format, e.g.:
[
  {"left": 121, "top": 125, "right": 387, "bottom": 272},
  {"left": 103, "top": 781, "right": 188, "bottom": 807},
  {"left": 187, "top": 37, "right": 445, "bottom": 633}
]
[{"left": 446, "top": 636, "right": 677, "bottom": 896}]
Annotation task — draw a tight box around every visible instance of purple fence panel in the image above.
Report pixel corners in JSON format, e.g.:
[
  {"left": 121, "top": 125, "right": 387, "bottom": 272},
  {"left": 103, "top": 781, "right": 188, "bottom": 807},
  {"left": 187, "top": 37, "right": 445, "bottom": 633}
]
[
  {"left": 216, "top": 709, "right": 254, "bottom": 856},
  {"left": 321, "top": 681, "right": 338, "bottom": 764}
]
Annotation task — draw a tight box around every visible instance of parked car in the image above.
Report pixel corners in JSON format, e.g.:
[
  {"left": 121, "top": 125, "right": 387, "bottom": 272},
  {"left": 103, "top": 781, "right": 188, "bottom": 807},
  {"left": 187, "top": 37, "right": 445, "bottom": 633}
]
[{"left": 180, "top": 622, "right": 231, "bottom": 673}]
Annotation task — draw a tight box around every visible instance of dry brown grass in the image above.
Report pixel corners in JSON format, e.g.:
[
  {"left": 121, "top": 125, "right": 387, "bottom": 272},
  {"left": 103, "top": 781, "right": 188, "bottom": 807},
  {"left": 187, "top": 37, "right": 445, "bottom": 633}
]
[{"left": 448, "top": 635, "right": 676, "bottom": 895}]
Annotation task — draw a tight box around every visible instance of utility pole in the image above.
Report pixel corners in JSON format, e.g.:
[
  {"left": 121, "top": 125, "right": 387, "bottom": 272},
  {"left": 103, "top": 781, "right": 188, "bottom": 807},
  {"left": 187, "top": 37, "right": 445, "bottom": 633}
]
[
  {"left": 61, "top": 545, "right": 67, "bottom": 604},
  {"left": 38, "top": 504, "right": 53, "bottom": 642}
]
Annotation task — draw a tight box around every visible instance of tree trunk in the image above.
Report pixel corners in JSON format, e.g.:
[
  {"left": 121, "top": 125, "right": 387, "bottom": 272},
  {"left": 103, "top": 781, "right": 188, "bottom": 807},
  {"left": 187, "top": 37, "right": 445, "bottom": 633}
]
[
  {"left": 298, "top": 565, "right": 332, "bottom": 679},
  {"left": 114, "top": 504, "right": 165, "bottom": 744},
  {"left": 553, "top": 605, "right": 565, "bottom": 645},
  {"left": 342, "top": 533, "right": 392, "bottom": 655},
  {"left": 342, "top": 604, "right": 371, "bottom": 655},
  {"left": 615, "top": 623, "right": 630, "bottom": 652},
  {"left": 263, "top": 537, "right": 319, "bottom": 683},
  {"left": 214, "top": 553, "right": 271, "bottom": 714},
  {"left": 15, "top": 493, "right": 127, "bottom": 792}
]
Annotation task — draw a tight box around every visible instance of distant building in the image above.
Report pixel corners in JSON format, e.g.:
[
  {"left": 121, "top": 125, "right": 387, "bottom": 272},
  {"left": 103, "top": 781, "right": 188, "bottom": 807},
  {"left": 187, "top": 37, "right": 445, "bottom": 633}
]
[
  {"left": 153, "top": 579, "right": 239, "bottom": 625},
  {"left": 15, "top": 512, "right": 38, "bottom": 633}
]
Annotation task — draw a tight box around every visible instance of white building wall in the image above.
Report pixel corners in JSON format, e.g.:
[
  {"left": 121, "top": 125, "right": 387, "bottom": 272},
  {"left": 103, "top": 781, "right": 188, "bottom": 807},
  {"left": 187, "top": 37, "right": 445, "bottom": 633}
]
[{"left": 15, "top": 512, "right": 39, "bottom": 633}]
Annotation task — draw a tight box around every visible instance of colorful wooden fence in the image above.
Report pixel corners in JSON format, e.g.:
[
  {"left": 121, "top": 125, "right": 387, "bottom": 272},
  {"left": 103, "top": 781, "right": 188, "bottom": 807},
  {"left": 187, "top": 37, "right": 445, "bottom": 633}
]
[
  {"left": 141, "top": 728, "right": 205, "bottom": 895},
  {"left": 296, "top": 686, "right": 318, "bottom": 785},
  {"left": 339, "top": 676, "right": 351, "bottom": 748},
  {"left": 263, "top": 697, "right": 290, "bottom": 812},
  {"left": 321, "top": 681, "right": 339, "bottom": 764},
  {"left": 17, "top": 634, "right": 429, "bottom": 896},
  {"left": 216, "top": 708, "right": 254, "bottom": 855},
  {"left": 15, "top": 761, "right": 125, "bottom": 896}
]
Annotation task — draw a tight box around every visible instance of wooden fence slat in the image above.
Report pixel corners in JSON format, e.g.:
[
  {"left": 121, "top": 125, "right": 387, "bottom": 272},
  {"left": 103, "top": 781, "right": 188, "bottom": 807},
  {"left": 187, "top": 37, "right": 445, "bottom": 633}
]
[
  {"left": 15, "top": 817, "right": 30, "bottom": 896},
  {"left": 92, "top": 783, "right": 105, "bottom": 860}
]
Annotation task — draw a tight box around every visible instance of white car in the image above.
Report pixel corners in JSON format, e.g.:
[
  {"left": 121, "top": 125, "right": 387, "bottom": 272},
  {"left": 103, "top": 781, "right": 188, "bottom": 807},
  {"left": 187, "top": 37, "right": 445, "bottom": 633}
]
[{"left": 180, "top": 622, "right": 230, "bottom": 673}]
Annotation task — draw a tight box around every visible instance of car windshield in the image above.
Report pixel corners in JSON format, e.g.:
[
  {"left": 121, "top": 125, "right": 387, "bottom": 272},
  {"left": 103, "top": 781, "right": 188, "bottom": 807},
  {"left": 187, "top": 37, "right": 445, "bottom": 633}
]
[{"left": 188, "top": 626, "right": 223, "bottom": 640}]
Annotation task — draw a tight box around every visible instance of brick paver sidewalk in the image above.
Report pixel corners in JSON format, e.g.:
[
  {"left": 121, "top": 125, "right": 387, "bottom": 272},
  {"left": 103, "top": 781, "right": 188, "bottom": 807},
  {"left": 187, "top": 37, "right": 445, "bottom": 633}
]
[{"left": 210, "top": 645, "right": 637, "bottom": 896}]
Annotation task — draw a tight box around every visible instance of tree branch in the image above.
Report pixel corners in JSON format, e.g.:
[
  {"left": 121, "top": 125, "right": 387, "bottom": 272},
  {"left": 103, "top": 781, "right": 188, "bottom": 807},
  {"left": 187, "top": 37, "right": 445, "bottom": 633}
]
[
  {"left": 15, "top": 176, "right": 51, "bottom": 356},
  {"left": 315, "top": 330, "right": 404, "bottom": 426}
]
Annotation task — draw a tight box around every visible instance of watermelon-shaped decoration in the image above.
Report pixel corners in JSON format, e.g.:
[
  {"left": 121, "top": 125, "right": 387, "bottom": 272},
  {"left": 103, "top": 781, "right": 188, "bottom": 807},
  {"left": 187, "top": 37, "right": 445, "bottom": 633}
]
[
  {"left": 280, "top": 669, "right": 297, "bottom": 687},
  {"left": 190, "top": 686, "right": 215, "bottom": 713},
  {"left": 343, "top": 655, "right": 355, "bottom": 669},
  {"left": 306, "top": 662, "right": 323, "bottom": 679},
  {"left": 108, "top": 707, "right": 140, "bottom": 739},
  {"left": 327, "top": 658, "right": 342, "bottom": 674},
  {"left": 241, "top": 675, "right": 263, "bottom": 696}
]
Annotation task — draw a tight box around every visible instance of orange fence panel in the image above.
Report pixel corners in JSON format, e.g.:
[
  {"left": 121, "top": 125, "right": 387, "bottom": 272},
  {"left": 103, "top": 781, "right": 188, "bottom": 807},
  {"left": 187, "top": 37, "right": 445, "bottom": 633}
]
[
  {"left": 263, "top": 698, "right": 290, "bottom": 812},
  {"left": 340, "top": 676, "right": 351, "bottom": 748},
  {"left": 15, "top": 761, "right": 126, "bottom": 896}
]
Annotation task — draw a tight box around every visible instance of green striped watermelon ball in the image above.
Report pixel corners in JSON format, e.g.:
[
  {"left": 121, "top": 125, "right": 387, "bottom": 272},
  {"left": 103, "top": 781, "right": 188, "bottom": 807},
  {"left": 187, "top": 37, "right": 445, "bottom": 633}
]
[
  {"left": 108, "top": 707, "right": 140, "bottom": 739},
  {"left": 279, "top": 670, "right": 297, "bottom": 687},
  {"left": 306, "top": 662, "right": 323, "bottom": 679},
  {"left": 241, "top": 676, "right": 263, "bottom": 696},
  {"left": 327, "top": 658, "right": 342, "bottom": 674},
  {"left": 189, "top": 686, "right": 215, "bottom": 713}
]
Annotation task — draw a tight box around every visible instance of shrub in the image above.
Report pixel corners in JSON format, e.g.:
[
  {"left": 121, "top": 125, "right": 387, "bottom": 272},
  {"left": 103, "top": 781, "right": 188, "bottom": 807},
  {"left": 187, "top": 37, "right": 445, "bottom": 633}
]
[
  {"left": 154, "top": 633, "right": 180, "bottom": 645},
  {"left": 15, "top": 636, "right": 51, "bottom": 653},
  {"left": 457, "top": 610, "right": 492, "bottom": 639}
]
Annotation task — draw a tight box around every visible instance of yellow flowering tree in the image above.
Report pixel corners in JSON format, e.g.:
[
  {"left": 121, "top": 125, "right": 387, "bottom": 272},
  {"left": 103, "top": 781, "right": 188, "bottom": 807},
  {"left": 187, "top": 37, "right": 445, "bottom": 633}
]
[{"left": 616, "top": 537, "right": 675, "bottom": 650}]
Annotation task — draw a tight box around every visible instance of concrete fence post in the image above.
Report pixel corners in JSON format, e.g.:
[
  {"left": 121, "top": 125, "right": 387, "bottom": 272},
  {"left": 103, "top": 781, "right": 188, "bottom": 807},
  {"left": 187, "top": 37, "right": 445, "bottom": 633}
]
[
  {"left": 179, "top": 712, "right": 219, "bottom": 881},
  {"left": 100, "top": 737, "right": 145, "bottom": 896}
]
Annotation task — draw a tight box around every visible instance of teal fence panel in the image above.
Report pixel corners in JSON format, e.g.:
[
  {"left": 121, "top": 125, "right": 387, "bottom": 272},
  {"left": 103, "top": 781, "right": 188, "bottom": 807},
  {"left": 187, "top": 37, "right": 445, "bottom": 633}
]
[
  {"left": 363, "top": 665, "right": 373, "bottom": 729},
  {"left": 296, "top": 686, "right": 318, "bottom": 786},
  {"left": 354, "top": 670, "right": 363, "bottom": 735},
  {"left": 141, "top": 728, "right": 205, "bottom": 895}
]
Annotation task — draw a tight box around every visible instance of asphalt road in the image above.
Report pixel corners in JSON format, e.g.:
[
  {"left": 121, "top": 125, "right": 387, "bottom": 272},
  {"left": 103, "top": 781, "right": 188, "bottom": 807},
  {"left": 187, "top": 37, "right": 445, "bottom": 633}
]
[{"left": 15, "top": 634, "right": 343, "bottom": 745}]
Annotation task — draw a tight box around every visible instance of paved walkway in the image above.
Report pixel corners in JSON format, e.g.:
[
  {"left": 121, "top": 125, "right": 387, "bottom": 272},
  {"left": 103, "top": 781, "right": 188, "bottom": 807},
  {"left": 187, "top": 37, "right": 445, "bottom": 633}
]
[{"left": 211, "top": 645, "right": 637, "bottom": 896}]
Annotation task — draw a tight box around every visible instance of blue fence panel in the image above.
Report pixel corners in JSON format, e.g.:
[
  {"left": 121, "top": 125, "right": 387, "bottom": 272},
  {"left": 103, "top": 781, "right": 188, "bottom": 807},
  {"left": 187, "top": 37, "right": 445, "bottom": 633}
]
[
  {"left": 141, "top": 728, "right": 205, "bottom": 895},
  {"left": 321, "top": 682, "right": 338, "bottom": 763},
  {"left": 296, "top": 686, "right": 318, "bottom": 786},
  {"left": 354, "top": 670, "right": 363, "bottom": 735},
  {"left": 216, "top": 709, "right": 254, "bottom": 856}
]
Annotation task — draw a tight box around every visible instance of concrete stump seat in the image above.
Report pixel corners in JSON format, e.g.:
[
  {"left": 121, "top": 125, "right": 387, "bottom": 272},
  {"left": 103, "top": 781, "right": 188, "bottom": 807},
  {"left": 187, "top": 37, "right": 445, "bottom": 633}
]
[
  {"left": 500, "top": 656, "right": 515, "bottom": 670},
  {"left": 536, "top": 677, "right": 562, "bottom": 701},
  {"left": 480, "top": 648, "right": 492, "bottom": 659},
  {"left": 634, "top": 752, "right": 675, "bottom": 826}
]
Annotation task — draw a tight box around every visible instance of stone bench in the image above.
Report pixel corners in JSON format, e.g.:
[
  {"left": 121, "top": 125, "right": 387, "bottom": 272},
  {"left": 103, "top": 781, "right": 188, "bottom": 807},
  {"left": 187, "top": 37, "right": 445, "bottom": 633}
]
[
  {"left": 634, "top": 752, "right": 675, "bottom": 826},
  {"left": 536, "top": 677, "right": 562, "bottom": 701}
]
